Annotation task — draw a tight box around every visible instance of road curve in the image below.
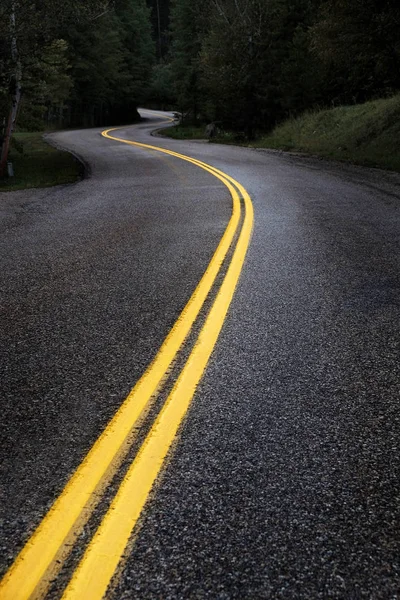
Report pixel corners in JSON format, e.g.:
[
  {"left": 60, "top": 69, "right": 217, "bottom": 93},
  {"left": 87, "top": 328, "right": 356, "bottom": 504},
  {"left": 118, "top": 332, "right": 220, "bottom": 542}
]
[{"left": 1, "top": 110, "right": 400, "bottom": 599}]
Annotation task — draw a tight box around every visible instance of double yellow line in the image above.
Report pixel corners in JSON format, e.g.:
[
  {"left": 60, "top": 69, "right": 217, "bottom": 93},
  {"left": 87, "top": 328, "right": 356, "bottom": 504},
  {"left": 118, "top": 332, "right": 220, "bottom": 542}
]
[{"left": 0, "top": 127, "right": 253, "bottom": 600}]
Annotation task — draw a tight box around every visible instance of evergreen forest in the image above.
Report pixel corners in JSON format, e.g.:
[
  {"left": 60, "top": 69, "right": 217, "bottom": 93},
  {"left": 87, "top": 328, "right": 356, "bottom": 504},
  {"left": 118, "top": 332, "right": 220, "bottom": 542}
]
[{"left": 1, "top": 0, "right": 399, "bottom": 166}]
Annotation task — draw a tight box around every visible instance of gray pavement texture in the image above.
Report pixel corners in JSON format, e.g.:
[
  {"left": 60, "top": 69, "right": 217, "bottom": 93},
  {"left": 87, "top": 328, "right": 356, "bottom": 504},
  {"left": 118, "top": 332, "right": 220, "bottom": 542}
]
[{"left": 2, "top": 112, "right": 400, "bottom": 599}]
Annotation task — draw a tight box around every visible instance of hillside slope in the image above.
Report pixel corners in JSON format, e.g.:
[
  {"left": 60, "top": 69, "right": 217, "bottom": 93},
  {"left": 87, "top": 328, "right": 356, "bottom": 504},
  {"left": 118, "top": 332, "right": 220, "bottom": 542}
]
[{"left": 256, "top": 95, "right": 400, "bottom": 172}]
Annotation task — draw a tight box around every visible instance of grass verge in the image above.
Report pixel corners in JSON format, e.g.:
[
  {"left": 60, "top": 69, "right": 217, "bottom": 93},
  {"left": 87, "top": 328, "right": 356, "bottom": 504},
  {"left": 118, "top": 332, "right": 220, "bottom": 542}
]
[
  {"left": 254, "top": 95, "right": 400, "bottom": 172},
  {"left": 159, "top": 124, "right": 243, "bottom": 144},
  {"left": 157, "top": 125, "right": 206, "bottom": 140},
  {"left": 161, "top": 95, "right": 400, "bottom": 172},
  {"left": 0, "top": 132, "right": 83, "bottom": 192}
]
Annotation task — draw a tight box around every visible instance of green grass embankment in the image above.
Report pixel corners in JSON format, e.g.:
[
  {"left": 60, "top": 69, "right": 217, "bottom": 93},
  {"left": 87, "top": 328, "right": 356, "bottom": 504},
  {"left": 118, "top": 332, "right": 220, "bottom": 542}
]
[
  {"left": 162, "top": 95, "right": 400, "bottom": 172},
  {"left": 255, "top": 95, "right": 400, "bottom": 171},
  {"left": 158, "top": 125, "right": 206, "bottom": 140},
  {"left": 0, "top": 132, "right": 83, "bottom": 192}
]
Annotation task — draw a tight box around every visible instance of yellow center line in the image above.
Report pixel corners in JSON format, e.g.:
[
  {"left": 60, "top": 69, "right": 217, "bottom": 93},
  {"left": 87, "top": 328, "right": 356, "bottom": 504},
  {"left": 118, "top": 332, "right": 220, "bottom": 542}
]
[
  {"left": 0, "top": 127, "right": 243, "bottom": 600},
  {"left": 61, "top": 135, "right": 254, "bottom": 600}
]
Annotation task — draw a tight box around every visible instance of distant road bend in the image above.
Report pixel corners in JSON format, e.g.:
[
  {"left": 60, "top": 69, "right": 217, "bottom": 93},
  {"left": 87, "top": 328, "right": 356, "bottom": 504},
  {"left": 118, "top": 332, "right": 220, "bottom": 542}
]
[{"left": 1, "top": 109, "right": 399, "bottom": 599}]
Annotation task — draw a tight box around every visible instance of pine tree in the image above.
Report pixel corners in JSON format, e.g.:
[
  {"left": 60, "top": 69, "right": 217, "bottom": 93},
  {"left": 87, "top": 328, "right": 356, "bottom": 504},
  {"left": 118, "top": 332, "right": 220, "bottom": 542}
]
[
  {"left": 169, "top": 0, "right": 209, "bottom": 121},
  {"left": 147, "top": 0, "right": 171, "bottom": 60},
  {"left": 0, "top": 0, "right": 110, "bottom": 175},
  {"left": 310, "top": 0, "right": 400, "bottom": 104},
  {"left": 114, "top": 0, "right": 155, "bottom": 119},
  {"left": 200, "top": 0, "right": 317, "bottom": 135}
]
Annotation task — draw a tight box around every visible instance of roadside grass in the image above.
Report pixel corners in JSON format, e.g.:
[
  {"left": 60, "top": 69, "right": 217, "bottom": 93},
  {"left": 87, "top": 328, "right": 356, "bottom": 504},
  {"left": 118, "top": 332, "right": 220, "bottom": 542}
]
[
  {"left": 159, "top": 125, "right": 245, "bottom": 144},
  {"left": 255, "top": 95, "right": 400, "bottom": 172},
  {"left": 0, "top": 132, "right": 83, "bottom": 192},
  {"left": 158, "top": 125, "right": 206, "bottom": 140},
  {"left": 162, "top": 95, "right": 400, "bottom": 172}
]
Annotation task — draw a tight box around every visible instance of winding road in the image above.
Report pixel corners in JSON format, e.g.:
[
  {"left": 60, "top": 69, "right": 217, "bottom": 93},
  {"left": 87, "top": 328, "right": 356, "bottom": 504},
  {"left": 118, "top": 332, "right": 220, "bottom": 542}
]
[{"left": 1, "top": 110, "right": 400, "bottom": 599}]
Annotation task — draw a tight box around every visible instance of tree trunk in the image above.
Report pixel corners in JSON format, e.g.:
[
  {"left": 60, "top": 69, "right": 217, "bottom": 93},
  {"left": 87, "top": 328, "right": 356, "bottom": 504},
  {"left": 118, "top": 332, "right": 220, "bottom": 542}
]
[
  {"left": 0, "top": 2, "right": 22, "bottom": 178},
  {"left": 155, "top": 0, "right": 162, "bottom": 60}
]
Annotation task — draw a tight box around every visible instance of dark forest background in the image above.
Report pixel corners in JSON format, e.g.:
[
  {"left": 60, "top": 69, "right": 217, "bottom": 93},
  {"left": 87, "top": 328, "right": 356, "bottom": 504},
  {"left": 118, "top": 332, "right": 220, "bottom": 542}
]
[{"left": 1, "top": 0, "right": 399, "bottom": 136}]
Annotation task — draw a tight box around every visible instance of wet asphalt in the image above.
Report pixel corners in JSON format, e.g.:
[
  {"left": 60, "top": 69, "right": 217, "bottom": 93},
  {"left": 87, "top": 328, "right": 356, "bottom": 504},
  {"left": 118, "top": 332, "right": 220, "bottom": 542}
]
[{"left": 1, "top": 113, "right": 400, "bottom": 598}]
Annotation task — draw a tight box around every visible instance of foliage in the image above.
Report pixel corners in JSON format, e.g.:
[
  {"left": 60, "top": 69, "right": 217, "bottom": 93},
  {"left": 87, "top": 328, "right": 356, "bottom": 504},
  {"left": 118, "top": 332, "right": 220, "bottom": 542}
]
[
  {"left": 164, "top": 0, "right": 400, "bottom": 138},
  {"left": 0, "top": 0, "right": 155, "bottom": 133},
  {"left": 62, "top": 0, "right": 154, "bottom": 127},
  {"left": 158, "top": 124, "right": 206, "bottom": 139},
  {"left": 19, "top": 40, "right": 72, "bottom": 130},
  {"left": 116, "top": 0, "right": 155, "bottom": 106},
  {"left": 0, "top": 132, "right": 82, "bottom": 191},
  {"left": 64, "top": 0, "right": 156, "bottom": 129},
  {"left": 147, "top": 0, "right": 171, "bottom": 60},
  {"left": 65, "top": 16, "right": 127, "bottom": 128},
  {"left": 0, "top": 0, "right": 108, "bottom": 75},
  {"left": 166, "top": 0, "right": 321, "bottom": 135},
  {"left": 310, "top": 0, "right": 400, "bottom": 104},
  {"left": 2, "top": 0, "right": 400, "bottom": 168},
  {"left": 161, "top": 94, "right": 400, "bottom": 172},
  {"left": 151, "top": 63, "right": 175, "bottom": 108},
  {"left": 169, "top": 0, "right": 210, "bottom": 120},
  {"left": 255, "top": 94, "right": 400, "bottom": 172}
]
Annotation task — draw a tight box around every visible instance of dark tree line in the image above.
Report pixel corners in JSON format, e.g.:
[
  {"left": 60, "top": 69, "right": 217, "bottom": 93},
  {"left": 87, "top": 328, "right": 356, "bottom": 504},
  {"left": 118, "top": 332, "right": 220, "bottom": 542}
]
[
  {"left": 1, "top": 0, "right": 399, "bottom": 174},
  {"left": 65, "top": 0, "right": 154, "bottom": 128},
  {"left": 0, "top": 0, "right": 155, "bottom": 173},
  {"left": 163, "top": 0, "right": 400, "bottom": 135},
  {"left": 147, "top": 0, "right": 170, "bottom": 60}
]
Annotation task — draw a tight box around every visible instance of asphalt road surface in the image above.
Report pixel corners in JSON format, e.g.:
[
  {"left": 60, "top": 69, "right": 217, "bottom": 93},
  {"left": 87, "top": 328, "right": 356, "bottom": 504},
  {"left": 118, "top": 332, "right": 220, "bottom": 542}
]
[{"left": 1, "top": 110, "right": 400, "bottom": 599}]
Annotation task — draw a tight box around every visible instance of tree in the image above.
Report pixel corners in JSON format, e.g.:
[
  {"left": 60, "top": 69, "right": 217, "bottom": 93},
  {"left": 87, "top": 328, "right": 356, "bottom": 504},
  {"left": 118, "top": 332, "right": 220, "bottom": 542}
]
[
  {"left": 310, "top": 0, "right": 400, "bottom": 104},
  {"left": 65, "top": 0, "right": 155, "bottom": 127},
  {"left": 0, "top": 0, "right": 156, "bottom": 171},
  {"left": 0, "top": 2, "right": 22, "bottom": 176},
  {"left": 147, "top": 0, "right": 171, "bottom": 60},
  {"left": 0, "top": 0, "right": 109, "bottom": 176},
  {"left": 65, "top": 16, "right": 126, "bottom": 127},
  {"left": 20, "top": 40, "right": 72, "bottom": 130},
  {"left": 200, "top": 0, "right": 265, "bottom": 136},
  {"left": 169, "top": 0, "right": 209, "bottom": 121},
  {"left": 115, "top": 0, "right": 155, "bottom": 118},
  {"left": 200, "top": 0, "right": 318, "bottom": 136},
  {"left": 151, "top": 63, "right": 175, "bottom": 109}
]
